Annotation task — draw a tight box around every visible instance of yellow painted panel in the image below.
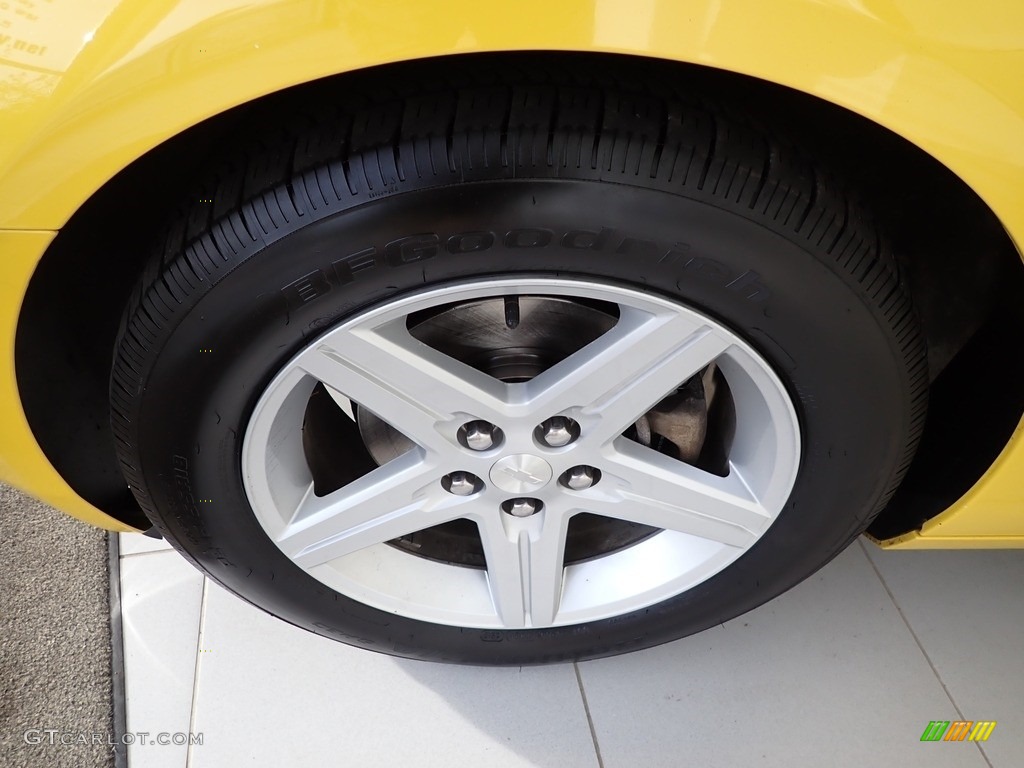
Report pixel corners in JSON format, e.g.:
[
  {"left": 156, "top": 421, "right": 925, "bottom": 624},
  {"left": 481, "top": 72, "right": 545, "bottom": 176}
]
[
  {"left": 0, "top": 0, "right": 1022, "bottom": 540},
  {"left": 874, "top": 534, "right": 1024, "bottom": 550},
  {"left": 0, "top": 230, "right": 137, "bottom": 532},
  {"left": 0, "top": 0, "right": 1022, "bottom": 242},
  {"left": 917, "top": 420, "right": 1024, "bottom": 537},
  {"left": 874, "top": 418, "right": 1024, "bottom": 546}
]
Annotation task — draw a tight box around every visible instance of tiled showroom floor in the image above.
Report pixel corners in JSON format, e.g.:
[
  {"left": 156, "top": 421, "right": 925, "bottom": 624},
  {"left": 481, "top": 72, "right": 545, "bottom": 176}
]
[{"left": 118, "top": 532, "right": 1023, "bottom": 768}]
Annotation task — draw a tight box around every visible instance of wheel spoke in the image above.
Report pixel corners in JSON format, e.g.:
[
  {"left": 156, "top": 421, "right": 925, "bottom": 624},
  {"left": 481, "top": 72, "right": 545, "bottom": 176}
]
[
  {"left": 275, "top": 451, "right": 462, "bottom": 568},
  {"left": 297, "top": 321, "right": 509, "bottom": 454},
  {"left": 476, "top": 512, "right": 570, "bottom": 628},
  {"left": 522, "top": 306, "right": 730, "bottom": 444},
  {"left": 242, "top": 277, "right": 801, "bottom": 632},
  {"left": 581, "top": 439, "right": 772, "bottom": 548}
]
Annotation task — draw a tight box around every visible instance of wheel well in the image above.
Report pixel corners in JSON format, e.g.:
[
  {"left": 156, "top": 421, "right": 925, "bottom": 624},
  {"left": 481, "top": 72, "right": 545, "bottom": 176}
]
[{"left": 14, "top": 51, "right": 1024, "bottom": 533}]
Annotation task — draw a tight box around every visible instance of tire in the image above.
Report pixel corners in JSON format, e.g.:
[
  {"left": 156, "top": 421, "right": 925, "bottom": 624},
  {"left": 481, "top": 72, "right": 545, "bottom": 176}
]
[{"left": 110, "top": 62, "right": 927, "bottom": 665}]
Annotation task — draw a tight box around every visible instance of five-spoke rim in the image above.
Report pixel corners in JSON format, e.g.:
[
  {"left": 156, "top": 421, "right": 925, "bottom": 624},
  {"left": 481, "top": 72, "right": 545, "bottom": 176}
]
[{"left": 241, "top": 278, "right": 801, "bottom": 629}]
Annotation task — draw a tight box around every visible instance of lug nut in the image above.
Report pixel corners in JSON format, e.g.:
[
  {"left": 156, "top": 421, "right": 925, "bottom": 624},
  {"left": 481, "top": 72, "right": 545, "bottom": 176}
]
[
  {"left": 562, "top": 465, "right": 600, "bottom": 490},
  {"left": 461, "top": 420, "right": 500, "bottom": 451},
  {"left": 502, "top": 498, "right": 543, "bottom": 517},
  {"left": 444, "top": 471, "right": 481, "bottom": 496},
  {"left": 538, "top": 416, "right": 579, "bottom": 447}
]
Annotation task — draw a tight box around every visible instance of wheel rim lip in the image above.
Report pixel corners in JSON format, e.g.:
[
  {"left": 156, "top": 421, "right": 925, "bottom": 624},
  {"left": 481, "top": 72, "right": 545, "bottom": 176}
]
[{"left": 241, "top": 277, "right": 801, "bottom": 629}]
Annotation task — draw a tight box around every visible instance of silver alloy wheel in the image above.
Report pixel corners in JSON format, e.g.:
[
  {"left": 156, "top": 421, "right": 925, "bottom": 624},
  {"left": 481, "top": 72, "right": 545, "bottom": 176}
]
[{"left": 242, "top": 278, "right": 801, "bottom": 629}]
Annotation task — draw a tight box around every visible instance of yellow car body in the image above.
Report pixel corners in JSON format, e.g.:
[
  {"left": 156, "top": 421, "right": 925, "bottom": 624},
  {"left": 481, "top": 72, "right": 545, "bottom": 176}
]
[{"left": 1, "top": 0, "right": 1022, "bottom": 547}]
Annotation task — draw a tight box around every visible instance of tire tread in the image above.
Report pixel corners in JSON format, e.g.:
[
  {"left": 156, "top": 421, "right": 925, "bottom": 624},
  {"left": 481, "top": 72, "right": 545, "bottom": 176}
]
[{"left": 111, "top": 58, "right": 927, "bottom": 579}]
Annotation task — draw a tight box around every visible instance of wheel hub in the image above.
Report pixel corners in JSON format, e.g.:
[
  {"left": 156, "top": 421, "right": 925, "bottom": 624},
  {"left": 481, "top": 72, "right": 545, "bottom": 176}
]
[{"left": 489, "top": 454, "right": 553, "bottom": 494}]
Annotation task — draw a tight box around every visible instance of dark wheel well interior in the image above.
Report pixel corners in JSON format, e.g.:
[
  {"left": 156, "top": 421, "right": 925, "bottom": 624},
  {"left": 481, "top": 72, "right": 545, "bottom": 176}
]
[{"left": 14, "top": 51, "right": 1024, "bottom": 534}]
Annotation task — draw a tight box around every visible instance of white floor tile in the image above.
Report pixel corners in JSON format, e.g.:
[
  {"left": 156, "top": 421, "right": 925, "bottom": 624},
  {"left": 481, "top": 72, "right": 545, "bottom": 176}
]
[
  {"left": 187, "top": 582, "right": 598, "bottom": 768},
  {"left": 865, "top": 545, "right": 1024, "bottom": 766},
  {"left": 119, "top": 530, "right": 172, "bottom": 556},
  {"left": 120, "top": 550, "right": 204, "bottom": 768},
  {"left": 576, "top": 544, "right": 987, "bottom": 768},
  {"left": 117, "top": 540, "right": 1024, "bottom": 767}
]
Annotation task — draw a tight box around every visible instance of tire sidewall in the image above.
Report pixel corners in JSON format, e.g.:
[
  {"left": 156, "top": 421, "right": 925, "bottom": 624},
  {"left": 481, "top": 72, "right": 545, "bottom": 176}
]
[{"left": 132, "top": 179, "right": 912, "bottom": 663}]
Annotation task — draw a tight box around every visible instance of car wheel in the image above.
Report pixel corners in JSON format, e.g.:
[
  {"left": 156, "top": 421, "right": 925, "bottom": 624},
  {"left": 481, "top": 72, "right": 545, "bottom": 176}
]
[{"left": 110, "top": 69, "right": 926, "bottom": 664}]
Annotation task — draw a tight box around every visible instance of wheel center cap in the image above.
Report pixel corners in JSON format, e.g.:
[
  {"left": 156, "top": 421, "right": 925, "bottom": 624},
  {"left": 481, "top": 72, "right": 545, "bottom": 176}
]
[{"left": 490, "top": 454, "right": 553, "bottom": 493}]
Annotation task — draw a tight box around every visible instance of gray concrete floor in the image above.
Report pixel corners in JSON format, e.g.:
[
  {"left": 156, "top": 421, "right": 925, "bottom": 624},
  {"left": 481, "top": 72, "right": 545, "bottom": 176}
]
[{"left": 0, "top": 484, "right": 114, "bottom": 768}]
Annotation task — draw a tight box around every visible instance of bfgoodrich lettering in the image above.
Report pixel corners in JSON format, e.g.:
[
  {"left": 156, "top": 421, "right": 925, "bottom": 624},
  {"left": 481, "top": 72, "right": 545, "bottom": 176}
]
[{"left": 281, "top": 226, "right": 771, "bottom": 311}]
